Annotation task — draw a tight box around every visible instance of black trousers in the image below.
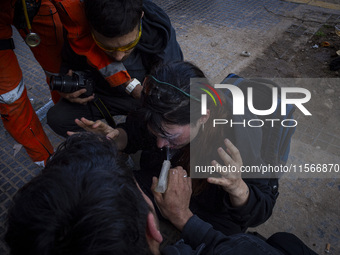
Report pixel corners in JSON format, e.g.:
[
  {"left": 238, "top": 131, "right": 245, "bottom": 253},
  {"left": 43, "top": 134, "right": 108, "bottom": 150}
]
[
  {"left": 267, "top": 232, "right": 318, "bottom": 255},
  {"left": 47, "top": 91, "right": 140, "bottom": 137}
]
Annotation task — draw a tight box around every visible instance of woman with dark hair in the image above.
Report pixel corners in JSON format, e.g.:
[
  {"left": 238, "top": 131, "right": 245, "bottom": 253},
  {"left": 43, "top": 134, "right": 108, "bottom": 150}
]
[{"left": 71, "top": 61, "right": 277, "bottom": 236}]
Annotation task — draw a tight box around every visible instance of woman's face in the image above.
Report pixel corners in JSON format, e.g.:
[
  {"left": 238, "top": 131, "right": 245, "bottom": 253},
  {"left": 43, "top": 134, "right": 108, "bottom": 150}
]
[{"left": 150, "top": 122, "right": 202, "bottom": 149}]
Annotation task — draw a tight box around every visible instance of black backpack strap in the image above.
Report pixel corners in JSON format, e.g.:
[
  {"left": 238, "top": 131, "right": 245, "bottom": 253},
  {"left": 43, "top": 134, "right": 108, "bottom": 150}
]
[{"left": 92, "top": 97, "right": 116, "bottom": 128}]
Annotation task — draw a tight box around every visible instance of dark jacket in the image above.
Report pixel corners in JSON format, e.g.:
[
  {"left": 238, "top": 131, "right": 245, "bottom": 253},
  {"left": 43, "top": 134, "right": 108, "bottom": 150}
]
[
  {"left": 162, "top": 215, "right": 318, "bottom": 255},
  {"left": 161, "top": 215, "right": 284, "bottom": 255},
  {"left": 55, "top": 0, "right": 183, "bottom": 115},
  {"left": 60, "top": 0, "right": 183, "bottom": 84},
  {"left": 118, "top": 101, "right": 277, "bottom": 235},
  {"left": 129, "top": 0, "right": 184, "bottom": 80}
]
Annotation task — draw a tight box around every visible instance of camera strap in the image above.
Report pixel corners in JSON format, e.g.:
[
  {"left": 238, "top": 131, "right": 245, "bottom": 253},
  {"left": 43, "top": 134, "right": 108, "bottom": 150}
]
[{"left": 93, "top": 97, "right": 116, "bottom": 128}]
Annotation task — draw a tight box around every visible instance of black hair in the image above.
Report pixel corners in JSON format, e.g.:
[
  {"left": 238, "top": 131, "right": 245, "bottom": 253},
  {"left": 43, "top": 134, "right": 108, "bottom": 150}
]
[
  {"left": 141, "top": 61, "right": 231, "bottom": 193},
  {"left": 142, "top": 61, "right": 205, "bottom": 136},
  {"left": 84, "top": 0, "right": 143, "bottom": 37},
  {"left": 5, "top": 133, "right": 151, "bottom": 255}
]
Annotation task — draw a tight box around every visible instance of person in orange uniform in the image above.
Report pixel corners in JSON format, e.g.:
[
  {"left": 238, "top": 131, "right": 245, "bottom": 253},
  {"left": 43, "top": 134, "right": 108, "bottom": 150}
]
[
  {"left": 0, "top": 0, "right": 64, "bottom": 166},
  {"left": 51, "top": 0, "right": 133, "bottom": 90},
  {"left": 47, "top": 0, "right": 183, "bottom": 137}
]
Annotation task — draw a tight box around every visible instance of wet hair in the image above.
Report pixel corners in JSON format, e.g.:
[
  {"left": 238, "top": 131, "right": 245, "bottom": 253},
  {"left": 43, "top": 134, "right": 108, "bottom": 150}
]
[
  {"left": 84, "top": 0, "right": 143, "bottom": 37},
  {"left": 142, "top": 61, "right": 205, "bottom": 136},
  {"left": 142, "top": 61, "right": 231, "bottom": 193},
  {"left": 5, "top": 133, "right": 151, "bottom": 255}
]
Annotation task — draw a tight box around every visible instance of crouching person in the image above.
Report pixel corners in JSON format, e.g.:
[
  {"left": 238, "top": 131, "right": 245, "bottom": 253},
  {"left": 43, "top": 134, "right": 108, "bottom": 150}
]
[{"left": 5, "top": 133, "right": 317, "bottom": 255}]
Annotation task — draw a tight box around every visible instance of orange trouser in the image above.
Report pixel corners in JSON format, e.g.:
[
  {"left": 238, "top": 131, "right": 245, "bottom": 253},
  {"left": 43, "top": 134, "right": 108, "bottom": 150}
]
[{"left": 0, "top": 0, "right": 63, "bottom": 164}]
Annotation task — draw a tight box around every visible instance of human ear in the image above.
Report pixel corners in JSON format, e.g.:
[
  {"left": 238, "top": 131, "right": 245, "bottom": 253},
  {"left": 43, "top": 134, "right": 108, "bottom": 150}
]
[
  {"left": 146, "top": 212, "right": 163, "bottom": 243},
  {"left": 199, "top": 109, "right": 210, "bottom": 125}
]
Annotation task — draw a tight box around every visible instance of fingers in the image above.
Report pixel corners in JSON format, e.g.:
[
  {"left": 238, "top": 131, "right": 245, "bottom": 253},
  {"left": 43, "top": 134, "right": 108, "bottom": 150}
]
[
  {"left": 183, "top": 169, "right": 192, "bottom": 191},
  {"left": 74, "top": 118, "right": 90, "bottom": 130},
  {"left": 209, "top": 140, "right": 244, "bottom": 192},
  {"left": 207, "top": 176, "right": 227, "bottom": 186},
  {"left": 106, "top": 129, "right": 119, "bottom": 140},
  {"left": 73, "top": 117, "right": 119, "bottom": 139},
  {"left": 168, "top": 167, "right": 180, "bottom": 188},
  {"left": 217, "top": 139, "right": 242, "bottom": 166},
  {"left": 168, "top": 167, "right": 186, "bottom": 184},
  {"left": 74, "top": 118, "right": 98, "bottom": 133},
  {"left": 75, "top": 118, "right": 99, "bottom": 130},
  {"left": 66, "top": 131, "right": 78, "bottom": 136},
  {"left": 153, "top": 166, "right": 191, "bottom": 195},
  {"left": 151, "top": 176, "right": 158, "bottom": 191},
  {"left": 59, "top": 70, "right": 95, "bottom": 104},
  {"left": 79, "top": 117, "right": 96, "bottom": 126},
  {"left": 217, "top": 146, "right": 233, "bottom": 166},
  {"left": 210, "top": 160, "right": 231, "bottom": 179},
  {"left": 92, "top": 120, "right": 104, "bottom": 128},
  {"left": 168, "top": 167, "right": 191, "bottom": 191},
  {"left": 68, "top": 117, "right": 95, "bottom": 135},
  {"left": 59, "top": 89, "right": 95, "bottom": 105},
  {"left": 71, "top": 93, "right": 94, "bottom": 105},
  {"left": 68, "top": 89, "right": 87, "bottom": 98},
  {"left": 66, "top": 69, "right": 73, "bottom": 76},
  {"left": 223, "top": 139, "right": 242, "bottom": 165},
  {"left": 152, "top": 176, "right": 163, "bottom": 203}
]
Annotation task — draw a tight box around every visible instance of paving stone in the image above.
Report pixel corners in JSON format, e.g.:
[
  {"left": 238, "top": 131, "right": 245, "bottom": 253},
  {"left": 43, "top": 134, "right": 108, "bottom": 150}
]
[{"left": 1, "top": 1, "right": 339, "bottom": 254}]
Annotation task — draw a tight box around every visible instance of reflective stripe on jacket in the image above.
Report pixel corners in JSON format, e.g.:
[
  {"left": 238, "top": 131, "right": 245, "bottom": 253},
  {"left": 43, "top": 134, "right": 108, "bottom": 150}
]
[
  {"left": 52, "top": 0, "right": 130, "bottom": 86},
  {"left": 0, "top": 78, "right": 24, "bottom": 104}
]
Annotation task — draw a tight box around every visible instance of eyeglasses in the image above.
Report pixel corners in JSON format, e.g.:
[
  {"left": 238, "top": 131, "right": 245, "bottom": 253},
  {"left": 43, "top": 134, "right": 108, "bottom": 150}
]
[{"left": 91, "top": 22, "right": 142, "bottom": 53}]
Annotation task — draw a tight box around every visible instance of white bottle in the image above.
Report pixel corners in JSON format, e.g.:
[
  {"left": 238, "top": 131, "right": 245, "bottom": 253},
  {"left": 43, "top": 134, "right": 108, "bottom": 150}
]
[{"left": 154, "top": 160, "right": 171, "bottom": 193}]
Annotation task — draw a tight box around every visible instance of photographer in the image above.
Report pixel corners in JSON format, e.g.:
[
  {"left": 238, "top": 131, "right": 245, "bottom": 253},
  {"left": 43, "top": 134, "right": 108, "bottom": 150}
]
[
  {"left": 70, "top": 61, "right": 277, "bottom": 236},
  {"left": 46, "top": 0, "right": 183, "bottom": 137}
]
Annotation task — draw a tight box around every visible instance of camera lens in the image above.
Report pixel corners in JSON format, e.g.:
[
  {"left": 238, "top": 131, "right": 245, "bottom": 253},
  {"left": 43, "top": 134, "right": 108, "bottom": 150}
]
[
  {"left": 49, "top": 76, "right": 62, "bottom": 91},
  {"left": 50, "top": 75, "right": 79, "bottom": 93}
]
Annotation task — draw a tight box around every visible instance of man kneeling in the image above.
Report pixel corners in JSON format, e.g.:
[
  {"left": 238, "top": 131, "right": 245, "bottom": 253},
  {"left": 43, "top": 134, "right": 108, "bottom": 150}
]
[{"left": 5, "top": 133, "right": 317, "bottom": 255}]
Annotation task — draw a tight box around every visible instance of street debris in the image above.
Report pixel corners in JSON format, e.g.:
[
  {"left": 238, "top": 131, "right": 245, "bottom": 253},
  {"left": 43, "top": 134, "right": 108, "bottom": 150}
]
[
  {"left": 13, "top": 144, "right": 23, "bottom": 157},
  {"left": 240, "top": 51, "right": 251, "bottom": 57},
  {"left": 320, "top": 41, "right": 330, "bottom": 47}
]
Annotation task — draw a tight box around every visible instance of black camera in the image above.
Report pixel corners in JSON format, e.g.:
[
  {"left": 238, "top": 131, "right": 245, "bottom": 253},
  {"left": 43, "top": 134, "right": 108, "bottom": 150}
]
[{"left": 50, "top": 71, "right": 94, "bottom": 98}]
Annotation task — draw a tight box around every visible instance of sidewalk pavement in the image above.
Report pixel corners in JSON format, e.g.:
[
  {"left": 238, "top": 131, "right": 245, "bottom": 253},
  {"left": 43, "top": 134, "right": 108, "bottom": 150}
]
[{"left": 1, "top": 0, "right": 339, "bottom": 254}]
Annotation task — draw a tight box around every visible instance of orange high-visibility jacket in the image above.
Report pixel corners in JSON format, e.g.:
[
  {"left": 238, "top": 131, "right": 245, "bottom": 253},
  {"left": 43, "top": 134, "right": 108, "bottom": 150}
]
[
  {"left": 0, "top": 0, "right": 64, "bottom": 164},
  {"left": 52, "top": 0, "right": 131, "bottom": 86}
]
